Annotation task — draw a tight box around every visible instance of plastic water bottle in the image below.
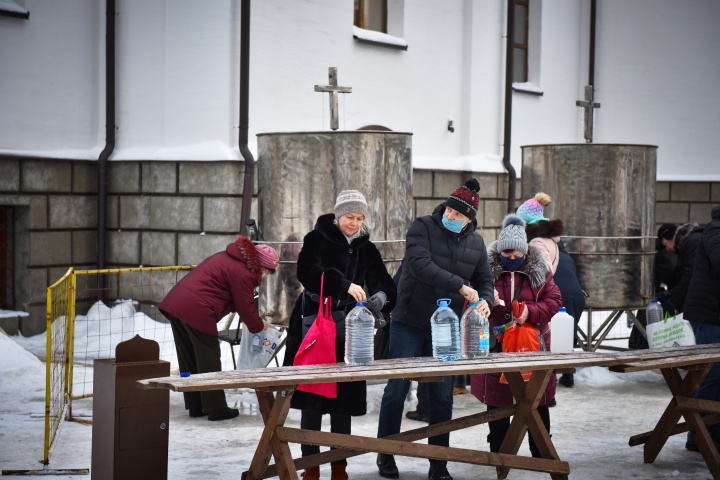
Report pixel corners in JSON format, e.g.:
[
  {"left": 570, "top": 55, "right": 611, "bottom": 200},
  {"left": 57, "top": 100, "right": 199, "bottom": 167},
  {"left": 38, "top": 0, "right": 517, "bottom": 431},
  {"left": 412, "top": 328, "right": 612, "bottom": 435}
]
[
  {"left": 551, "top": 307, "right": 575, "bottom": 353},
  {"left": 646, "top": 299, "right": 663, "bottom": 325},
  {"left": 461, "top": 301, "right": 489, "bottom": 358},
  {"left": 345, "top": 301, "right": 375, "bottom": 365},
  {"left": 431, "top": 298, "right": 461, "bottom": 361}
]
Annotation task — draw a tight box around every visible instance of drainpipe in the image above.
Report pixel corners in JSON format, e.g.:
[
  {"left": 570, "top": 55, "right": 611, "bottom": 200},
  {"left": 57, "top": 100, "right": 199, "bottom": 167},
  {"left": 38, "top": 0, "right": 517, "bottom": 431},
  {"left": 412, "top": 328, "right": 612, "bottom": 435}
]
[
  {"left": 502, "top": 0, "right": 517, "bottom": 213},
  {"left": 239, "top": 0, "right": 255, "bottom": 236},
  {"left": 97, "top": 0, "right": 116, "bottom": 293},
  {"left": 588, "top": 0, "right": 597, "bottom": 87}
]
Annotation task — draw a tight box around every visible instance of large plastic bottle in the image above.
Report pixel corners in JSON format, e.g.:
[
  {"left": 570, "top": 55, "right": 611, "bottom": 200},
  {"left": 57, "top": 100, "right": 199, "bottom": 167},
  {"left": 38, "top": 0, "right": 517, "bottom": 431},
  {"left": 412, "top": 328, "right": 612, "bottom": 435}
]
[
  {"left": 344, "top": 301, "right": 375, "bottom": 365},
  {"left": 646, "top": 299, "right": 664, "bottom": 326},
  {"left": 461, "top": 301, "right": 490, "bottom": 358},
  {"left": 551, "top": 307, "right": 575, "bottom": 353},
  {"left": 431, "top": 298, "right": 461, "bottom": 361}
]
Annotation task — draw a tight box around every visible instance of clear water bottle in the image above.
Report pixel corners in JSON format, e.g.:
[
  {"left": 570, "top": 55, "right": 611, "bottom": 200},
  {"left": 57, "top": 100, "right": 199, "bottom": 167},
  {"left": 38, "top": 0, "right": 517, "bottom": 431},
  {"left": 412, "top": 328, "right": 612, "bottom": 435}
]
[
  {"left": 646, "top": 299, "right": 663, "bottom": 325},
  {"left": 461, "top": 301, "right": 489, "bottom": 358},
  {"left": 551, "top": 307, "right": 575, "bottom": 353},
  {"left": 345, "top": 301, "right": 374, "bottom": 365},
  {"left": 431, "top": 298, "right": 461, "bottom": 361}
]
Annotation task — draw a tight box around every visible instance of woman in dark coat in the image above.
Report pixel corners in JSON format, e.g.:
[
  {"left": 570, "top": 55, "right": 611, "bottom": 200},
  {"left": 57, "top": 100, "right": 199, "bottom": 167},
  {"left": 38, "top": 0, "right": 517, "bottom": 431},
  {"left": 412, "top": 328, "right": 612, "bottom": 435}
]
[
  {"left": 283, "top": 190, "right": 396, "bottom": 480},
  {"left": 471, "top": 215, "right": 562, "bottom": 458}
]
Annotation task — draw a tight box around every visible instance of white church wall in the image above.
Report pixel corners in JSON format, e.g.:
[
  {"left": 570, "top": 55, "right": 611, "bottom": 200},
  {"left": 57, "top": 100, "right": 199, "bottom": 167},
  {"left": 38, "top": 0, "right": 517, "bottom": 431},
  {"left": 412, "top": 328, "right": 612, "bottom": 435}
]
[
  {"left": 511, "top": 0, "right": 585, "bottom": 173},
  {"left": 593, "top": 0, "right": 720, "bottom": 181},
  {"left": 0, "top": 0, "right": 100, "bottom": 153},
  {"left": 0, "top": 0, "right": 718, "bottom": 180}
]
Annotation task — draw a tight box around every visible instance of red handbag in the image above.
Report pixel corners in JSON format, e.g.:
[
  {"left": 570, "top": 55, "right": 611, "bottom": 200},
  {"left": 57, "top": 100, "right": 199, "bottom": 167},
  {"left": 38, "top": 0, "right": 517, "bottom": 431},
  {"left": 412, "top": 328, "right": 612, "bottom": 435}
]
[{"left": 294, "top": 273, "right": 338, "bottom": 398}]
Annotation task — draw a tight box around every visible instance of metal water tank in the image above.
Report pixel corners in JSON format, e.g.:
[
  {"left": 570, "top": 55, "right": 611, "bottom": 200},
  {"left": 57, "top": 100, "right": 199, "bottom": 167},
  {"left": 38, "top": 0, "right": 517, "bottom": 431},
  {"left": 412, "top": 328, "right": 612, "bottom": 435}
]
[
  {"left": 521, "top": 144, "right": 657, "bottom": 309},
  {"left": 256, "top": 130, "right": 413, "bottom": 325}
]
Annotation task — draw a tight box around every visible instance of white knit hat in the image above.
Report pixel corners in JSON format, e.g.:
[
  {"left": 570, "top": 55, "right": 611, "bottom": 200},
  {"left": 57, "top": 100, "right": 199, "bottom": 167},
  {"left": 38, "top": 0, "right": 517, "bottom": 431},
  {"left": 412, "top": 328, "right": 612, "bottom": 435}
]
[{"left": 334, "top": 190, "right": 368, "bottom": 219}]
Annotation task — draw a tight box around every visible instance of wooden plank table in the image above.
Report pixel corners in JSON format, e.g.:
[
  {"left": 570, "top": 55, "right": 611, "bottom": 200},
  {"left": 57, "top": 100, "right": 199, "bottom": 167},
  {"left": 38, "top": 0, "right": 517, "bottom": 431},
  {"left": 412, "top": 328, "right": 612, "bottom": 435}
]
[
  {"left": 609, "top": 344, "right": 720, "bottom": 480},
  {"left": 138, "top": 345, "right": 720, "bottom": 480}
]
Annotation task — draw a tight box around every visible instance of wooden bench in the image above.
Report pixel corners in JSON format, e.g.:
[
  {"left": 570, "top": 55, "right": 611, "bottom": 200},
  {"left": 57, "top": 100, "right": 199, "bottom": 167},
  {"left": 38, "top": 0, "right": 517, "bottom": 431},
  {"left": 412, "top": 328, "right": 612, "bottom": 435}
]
[{"left": 138, "top": 344, "right": 720, "bottom": 480}]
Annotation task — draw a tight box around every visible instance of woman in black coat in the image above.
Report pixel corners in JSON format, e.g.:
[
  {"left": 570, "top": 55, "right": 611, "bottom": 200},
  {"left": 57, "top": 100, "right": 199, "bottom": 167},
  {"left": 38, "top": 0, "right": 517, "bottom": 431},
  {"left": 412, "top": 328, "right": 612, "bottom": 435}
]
[{"left": 283, "top": 190, "right": 397, "bottom": 480}]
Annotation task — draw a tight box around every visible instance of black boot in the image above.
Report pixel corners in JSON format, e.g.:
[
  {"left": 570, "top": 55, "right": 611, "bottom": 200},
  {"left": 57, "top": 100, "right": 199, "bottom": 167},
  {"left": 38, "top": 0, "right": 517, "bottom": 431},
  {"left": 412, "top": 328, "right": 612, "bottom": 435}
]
[
  {"left": 377, "top": 453, "right": 399, "bottom": 479},
  {"left": 559, "top": 373, "right": 574, "bottom": 388}
]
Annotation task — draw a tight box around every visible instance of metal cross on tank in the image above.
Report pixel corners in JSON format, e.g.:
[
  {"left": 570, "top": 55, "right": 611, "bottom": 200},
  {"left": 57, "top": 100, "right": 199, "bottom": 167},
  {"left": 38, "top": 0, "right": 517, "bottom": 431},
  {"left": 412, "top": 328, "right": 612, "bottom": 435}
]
[
  {"left": 255, "top": 67, "right": 412, "bottom": 326},
  {"left": 576, "top": 85, "right": 601, "bottom": 143},
  {"left": 314, "top": 67, "right": 352, "bottom": 130}
]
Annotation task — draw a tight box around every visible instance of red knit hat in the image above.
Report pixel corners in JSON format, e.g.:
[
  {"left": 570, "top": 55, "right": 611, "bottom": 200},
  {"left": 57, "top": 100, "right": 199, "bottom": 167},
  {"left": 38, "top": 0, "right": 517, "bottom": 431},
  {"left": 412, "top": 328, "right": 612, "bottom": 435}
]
[
  {"left": 254, "top": 244, "right": 279, "bottom": 270},
  {"left": 446, "top": 179, "right": 480, "bottom": 220}
]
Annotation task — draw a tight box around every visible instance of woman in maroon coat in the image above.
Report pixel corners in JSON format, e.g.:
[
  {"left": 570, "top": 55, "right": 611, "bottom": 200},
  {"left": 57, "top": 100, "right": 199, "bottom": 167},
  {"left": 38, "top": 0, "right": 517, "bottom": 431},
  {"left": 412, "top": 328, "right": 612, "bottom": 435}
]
[
  {"left": 470, "top": 215, "right": 562, "bottom": 457},
  {"left": 159, "top": 235, "right": 279, "bottom": 421}
]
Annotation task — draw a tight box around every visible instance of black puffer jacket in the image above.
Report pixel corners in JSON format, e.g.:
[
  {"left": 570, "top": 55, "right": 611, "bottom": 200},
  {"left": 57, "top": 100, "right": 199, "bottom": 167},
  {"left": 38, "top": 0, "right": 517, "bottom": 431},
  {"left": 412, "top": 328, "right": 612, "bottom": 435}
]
[
  {"left": 684, "top": 206, "right": 720, "bottom": 325},
  {"left": 283, "top": 213, "right": 397, "bottom": 415},
  {"left": 392, "top": 203, "right": 494, "bottom": 329}
]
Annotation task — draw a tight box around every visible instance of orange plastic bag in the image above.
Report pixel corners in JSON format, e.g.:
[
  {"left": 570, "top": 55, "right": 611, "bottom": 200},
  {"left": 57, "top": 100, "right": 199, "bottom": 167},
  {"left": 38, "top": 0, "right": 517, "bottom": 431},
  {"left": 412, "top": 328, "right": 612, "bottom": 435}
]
[
  {"left": 499, "top": 322, "right": 546, "bottom": 384},
  {"left": 294, "top": 273, "right": 337, "bottom": 398}
]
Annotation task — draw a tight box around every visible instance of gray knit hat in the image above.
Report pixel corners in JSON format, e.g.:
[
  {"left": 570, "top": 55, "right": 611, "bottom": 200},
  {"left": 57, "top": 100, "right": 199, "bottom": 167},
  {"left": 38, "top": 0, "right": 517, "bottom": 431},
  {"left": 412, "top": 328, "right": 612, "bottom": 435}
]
[
  {"left": 496, "top": 214, "right": 528, "bottom": 254},
  {"left": 334, "top": 190, "right": 369, "bottom": 219}
]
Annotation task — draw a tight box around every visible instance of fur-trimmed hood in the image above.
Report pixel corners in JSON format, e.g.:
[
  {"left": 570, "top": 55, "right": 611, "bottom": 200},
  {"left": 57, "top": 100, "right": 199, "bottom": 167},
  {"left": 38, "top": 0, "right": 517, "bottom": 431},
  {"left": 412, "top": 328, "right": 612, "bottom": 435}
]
[
  {"left": 525, "top": 218, "right": 564, "bottom": 241},
  {"left": 487, "top": 242, "right": 551, "bottom": 290},
  {"left": 227, "top": 235, "right": 263, "bottom": 285}
]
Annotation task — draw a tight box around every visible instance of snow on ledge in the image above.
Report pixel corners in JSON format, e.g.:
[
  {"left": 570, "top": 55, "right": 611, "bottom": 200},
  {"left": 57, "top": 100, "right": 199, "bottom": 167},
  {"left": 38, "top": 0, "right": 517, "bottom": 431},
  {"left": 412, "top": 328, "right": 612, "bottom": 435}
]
[
  {"left": 0, "top": 310, "right": 29, "bottom": 319},
  {"left": 413, "top": 154, "right": 511, "bottom": 174},
  {"left": 0, "top": 0, "right": 28, "bottom": 15},
  {"left": 512, "top": 82, "right": 543, "bottom": 95},
  {"left": 353, "top": 26, "right": 407, "bottom": 48}
]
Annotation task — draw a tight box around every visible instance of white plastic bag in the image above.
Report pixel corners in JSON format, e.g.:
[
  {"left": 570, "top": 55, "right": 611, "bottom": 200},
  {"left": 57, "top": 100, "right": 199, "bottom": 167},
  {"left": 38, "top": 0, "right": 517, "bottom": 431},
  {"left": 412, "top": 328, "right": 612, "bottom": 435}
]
[
  {"left": 647, "top": 311, "right": 696, "bottom": 348},
  {"left": 236, "top": 325, "right": 284, "bottom": 369}
]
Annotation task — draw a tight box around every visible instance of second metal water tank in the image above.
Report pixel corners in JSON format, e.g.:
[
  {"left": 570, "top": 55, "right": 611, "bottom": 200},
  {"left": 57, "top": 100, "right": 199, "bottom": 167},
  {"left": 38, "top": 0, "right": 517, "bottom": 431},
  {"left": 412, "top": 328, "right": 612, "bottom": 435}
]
[{"left": 521, "top": 144, "right": 657, "bottom": 309}]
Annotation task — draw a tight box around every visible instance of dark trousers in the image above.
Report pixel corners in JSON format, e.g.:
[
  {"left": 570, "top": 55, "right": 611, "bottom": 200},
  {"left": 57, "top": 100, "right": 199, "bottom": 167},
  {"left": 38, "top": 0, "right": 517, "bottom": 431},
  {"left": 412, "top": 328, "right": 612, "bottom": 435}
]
[
  {"left": 300, "top": 410, "right": 351, "bottom": 466},
  {"left": 167, "top": 314, "right": 228, "bottom": 413},
  {"left": 486, "top": 404, "right": 551, "bottom": 458}
]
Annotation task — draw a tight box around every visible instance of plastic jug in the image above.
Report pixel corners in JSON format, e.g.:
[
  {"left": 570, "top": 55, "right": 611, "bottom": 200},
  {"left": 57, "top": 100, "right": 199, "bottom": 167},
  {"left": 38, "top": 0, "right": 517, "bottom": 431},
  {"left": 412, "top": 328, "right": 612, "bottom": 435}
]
[
  {"left": 431, "top": 298, "right": 461, "bottom": 361},
  {"left": 344, "top": 301, "right": 375, "bottom": 365},
  {"left": 551, "top": 307, "right": 575, "bottom": 353},
  {"left": 646, "top": 299, "right": 663, "bottom": 326},
  {"left": 460, "top": 301, "right": 489, "bottom": 358}
]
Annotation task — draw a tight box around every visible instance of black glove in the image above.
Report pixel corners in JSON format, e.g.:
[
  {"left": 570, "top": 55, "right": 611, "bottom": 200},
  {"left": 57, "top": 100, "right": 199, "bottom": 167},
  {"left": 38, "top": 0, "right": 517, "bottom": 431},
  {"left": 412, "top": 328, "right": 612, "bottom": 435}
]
[
  {"left": 366, "top": 291, "right": 387, "bottom": 312},
  {"left": 372, "top": 311, "right": 388, "bottom": 329}
]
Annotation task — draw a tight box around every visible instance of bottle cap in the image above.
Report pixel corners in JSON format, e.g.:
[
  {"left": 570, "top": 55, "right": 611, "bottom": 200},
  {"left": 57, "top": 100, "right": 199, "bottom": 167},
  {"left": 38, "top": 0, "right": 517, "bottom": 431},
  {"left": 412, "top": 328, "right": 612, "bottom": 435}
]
[
  {"left": 180, "top": 371, "right": 191, "bottom": 377},
  {"left": 559, "top": 307, "right": 566, "bottom": 312},
  {"left": 437, "top": 298, "right": 451, "bottom": 307},
  {"left": 470, "top": 301, "right": 480, "bottom": 307},
  {"left": 357, "top": 301, "right": 368, "bottom": 307}
]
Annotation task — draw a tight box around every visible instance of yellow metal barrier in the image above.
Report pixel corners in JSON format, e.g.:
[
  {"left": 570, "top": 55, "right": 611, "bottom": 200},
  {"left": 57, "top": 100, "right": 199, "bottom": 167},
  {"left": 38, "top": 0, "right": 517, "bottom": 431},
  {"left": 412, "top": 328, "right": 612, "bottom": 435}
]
[{"left": 42, "top": 266, "right": 194, "bottom": 466}]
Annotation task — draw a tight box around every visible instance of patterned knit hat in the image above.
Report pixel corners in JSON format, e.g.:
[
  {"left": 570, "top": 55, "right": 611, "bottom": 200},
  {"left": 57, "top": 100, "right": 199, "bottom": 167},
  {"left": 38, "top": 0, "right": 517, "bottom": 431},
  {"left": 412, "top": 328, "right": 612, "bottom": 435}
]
[
  {"left": 334, "top": 190, "right": 369, "bottom": 219},
  {"left": 516, "top": 192, "right": 551, "bottom": 225},
  {"left": 496, "top": 214, "right": 528, "bottom": 254},
  {"left": 446, "top": 179, "right": 481, "bottom": 220}
]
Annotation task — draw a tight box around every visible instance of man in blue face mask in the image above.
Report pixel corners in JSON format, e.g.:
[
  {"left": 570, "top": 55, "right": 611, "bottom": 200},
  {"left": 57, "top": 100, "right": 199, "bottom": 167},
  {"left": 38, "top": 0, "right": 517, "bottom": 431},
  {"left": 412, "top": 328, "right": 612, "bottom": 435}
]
[{"left": 376, "top": 179, "right": 494, "bottom": 480}]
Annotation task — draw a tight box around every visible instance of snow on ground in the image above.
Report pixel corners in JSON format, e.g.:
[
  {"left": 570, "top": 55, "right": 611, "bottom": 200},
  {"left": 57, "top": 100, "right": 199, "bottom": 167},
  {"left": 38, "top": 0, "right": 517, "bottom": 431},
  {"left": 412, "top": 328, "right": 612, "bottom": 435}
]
[{"left": 0, "top": 328, "right": 713, "bottom": 479}]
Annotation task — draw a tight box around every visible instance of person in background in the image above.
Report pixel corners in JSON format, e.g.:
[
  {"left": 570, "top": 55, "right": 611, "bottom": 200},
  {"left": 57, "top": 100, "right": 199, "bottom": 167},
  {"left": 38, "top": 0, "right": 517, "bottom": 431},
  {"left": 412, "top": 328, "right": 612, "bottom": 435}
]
[
  {"left": 376, "top": 179, "right": 494, "bottom": 480},
  {"left": 516, "top": 192, "right": 563, "bottom": 275},
  {"left": 159, "top": 236, "right": 278, "bottom": 421},
  {"left": 470, "top": 214, "right": 562, "bottom": 457},
  {"left": 658, "top": 222, "right": 702, "bottom": 314},
  {"left": 553, "top": 240, "right": 587, "bottom": 387},
  {"left": 516, "top": 192, "right": 567, "bottom": 398},
  {"left": 682, "top": 206, "right": 720, "bottom": 453},
  {"left": 283, "top": 190, "right": 397, "bottom": 480},
  {"left": 629, "top": 224, "right": 682, "bottom": 349}
]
